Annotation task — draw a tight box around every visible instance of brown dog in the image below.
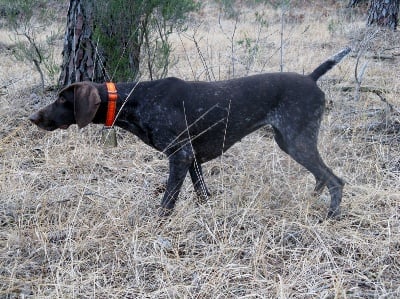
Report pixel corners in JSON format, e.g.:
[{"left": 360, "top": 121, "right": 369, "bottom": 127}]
[{"left": 29, "top": 47, "right": 350, "bottom": 218}]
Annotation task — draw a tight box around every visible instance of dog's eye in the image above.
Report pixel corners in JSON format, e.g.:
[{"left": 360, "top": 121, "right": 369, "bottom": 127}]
[{"left": 58, "top": 97, "right": 66, "bottom": 104}]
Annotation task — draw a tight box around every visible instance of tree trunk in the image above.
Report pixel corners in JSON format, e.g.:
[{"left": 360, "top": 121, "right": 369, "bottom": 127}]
[
  {"left": 58, "top": 0, "right": 107, "bottom": 86},
  {"left": 367, "top": 0, "right": 399, "bottom": 30},
  {"left": 58, "top": 0, "right": 197, "bottom": 87}
]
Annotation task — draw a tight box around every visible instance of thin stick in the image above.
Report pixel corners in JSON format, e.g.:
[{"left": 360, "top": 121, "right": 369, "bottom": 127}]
[{"left": 279, "top": 3, "right": 286, "bottom": 72}]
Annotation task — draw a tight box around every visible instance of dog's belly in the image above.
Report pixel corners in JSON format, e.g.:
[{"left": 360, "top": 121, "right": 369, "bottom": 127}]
[
  {"left": 193, "top": 143, "right": 232, "bottom": 163},
  {"left": 190, "top": 123, "right": 264, "bottom": 163}
]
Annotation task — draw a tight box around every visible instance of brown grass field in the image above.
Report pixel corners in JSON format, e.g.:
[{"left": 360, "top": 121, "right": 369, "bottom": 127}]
[{"left": 1, "top": 1, "right": 399, "bottom": 298}]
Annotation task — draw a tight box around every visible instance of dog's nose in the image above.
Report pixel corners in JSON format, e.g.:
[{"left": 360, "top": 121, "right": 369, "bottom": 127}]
[{"left": 28, "top": 112, "right": 40, "bottom": 125}]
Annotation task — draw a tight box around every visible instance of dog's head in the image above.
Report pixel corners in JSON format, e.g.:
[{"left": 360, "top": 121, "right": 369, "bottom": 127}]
[{"left": 29, "top": 82, "right": 101, "bottom": 131}]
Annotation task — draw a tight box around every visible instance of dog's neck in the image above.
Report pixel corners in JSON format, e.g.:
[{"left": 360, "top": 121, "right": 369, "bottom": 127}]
[
  {"left": 90, "top": 83, "right": 151, "bottom": 143},
  {"left": 91, "top": 82, "right": 138, "bottom": 125}
]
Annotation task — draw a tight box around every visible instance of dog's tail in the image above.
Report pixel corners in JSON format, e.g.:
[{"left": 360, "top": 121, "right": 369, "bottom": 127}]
[{"left": 308, "top": 47, "right": 351, "bottom": 81}]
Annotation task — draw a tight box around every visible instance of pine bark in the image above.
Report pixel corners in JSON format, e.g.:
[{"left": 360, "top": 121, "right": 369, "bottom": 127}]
[
  {"left": 58, "top": 0, "right": 106, "bottom": 86},
  {"left": 367, "top": 0, "right": 399, "bottom": 30}
]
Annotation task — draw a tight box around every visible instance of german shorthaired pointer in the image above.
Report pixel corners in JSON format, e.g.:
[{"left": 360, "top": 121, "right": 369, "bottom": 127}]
[{"left": 29, "top": 47, "right": 350, "bottom": 218}]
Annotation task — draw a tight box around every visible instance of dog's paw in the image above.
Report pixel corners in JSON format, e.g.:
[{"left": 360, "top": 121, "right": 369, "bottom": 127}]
[{"left": 327, "top": 208, "right": 341, "bottom": 220}]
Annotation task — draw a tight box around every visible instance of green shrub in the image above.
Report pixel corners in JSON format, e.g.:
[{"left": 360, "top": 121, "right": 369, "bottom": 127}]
[{"left": 93, "top": 0, "right": 199, "bottom": 81}]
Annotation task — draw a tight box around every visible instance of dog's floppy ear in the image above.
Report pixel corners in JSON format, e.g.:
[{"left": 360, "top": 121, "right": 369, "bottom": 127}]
[{"left": 59, "top": 82, "right": 101, "bottom": 129}]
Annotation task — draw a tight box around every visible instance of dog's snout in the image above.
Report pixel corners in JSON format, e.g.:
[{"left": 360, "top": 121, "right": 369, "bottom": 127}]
[{"left": 28, "top": 112, "right": 41, "bottom": 125}]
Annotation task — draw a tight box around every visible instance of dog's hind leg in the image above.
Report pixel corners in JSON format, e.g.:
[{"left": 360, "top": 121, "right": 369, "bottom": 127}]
[
  {"left": 272, "top": 126, "right": 344, "bottom": 218},
  {"left": 189, "top": 161, "right": 210, "bottom": 203},
  {"left": 312, "top": 178, "right": 328, "bottom": 197}
]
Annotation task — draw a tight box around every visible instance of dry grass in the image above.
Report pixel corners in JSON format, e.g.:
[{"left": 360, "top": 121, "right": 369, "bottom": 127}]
[{"left": 1, "top": 1, "right": 399, "bottom": 298}]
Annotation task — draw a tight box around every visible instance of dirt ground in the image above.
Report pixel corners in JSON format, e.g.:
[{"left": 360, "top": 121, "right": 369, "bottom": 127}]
[{"left": 1, "top": 1, "right": 399, "bottom": 298}]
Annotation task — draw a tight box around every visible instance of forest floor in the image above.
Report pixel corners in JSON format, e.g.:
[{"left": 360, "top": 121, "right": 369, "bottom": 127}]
[{"left": 1, "top": 1, "right": 399, "bottom": 298}]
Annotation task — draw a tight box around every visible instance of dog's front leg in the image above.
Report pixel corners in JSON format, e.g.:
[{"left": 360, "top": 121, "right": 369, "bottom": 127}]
[
  {"left": 189, "top": 161, "right": 210, "bottom": 203},
  {"left": 159, "top": 148, "right": 194, "bottom": 217}
]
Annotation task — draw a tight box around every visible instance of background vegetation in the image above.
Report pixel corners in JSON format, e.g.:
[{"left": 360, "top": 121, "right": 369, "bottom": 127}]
[
  {"left": 0, "top": 0, "right": 62, "bottom": 90},
  {"left": 92, "top": 0, "right": 199, "bottom": 81},
  {"left": 0, "top": 0, "right": 399, "bottom": 298}
]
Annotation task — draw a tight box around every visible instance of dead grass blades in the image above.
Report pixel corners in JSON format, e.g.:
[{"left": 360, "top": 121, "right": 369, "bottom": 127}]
[{"left": 1, "top": 1, "right": 399, "bottom": 298}]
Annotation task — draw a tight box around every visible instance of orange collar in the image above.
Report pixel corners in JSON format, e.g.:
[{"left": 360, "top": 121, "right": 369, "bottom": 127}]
[{"left": 105, "top": 82, "right": 118, "bottom": 127}]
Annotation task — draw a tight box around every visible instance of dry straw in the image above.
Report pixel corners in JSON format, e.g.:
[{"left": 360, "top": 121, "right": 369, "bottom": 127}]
[{"left": 1, "top": 1, "right": 399, "bottom": 298}]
